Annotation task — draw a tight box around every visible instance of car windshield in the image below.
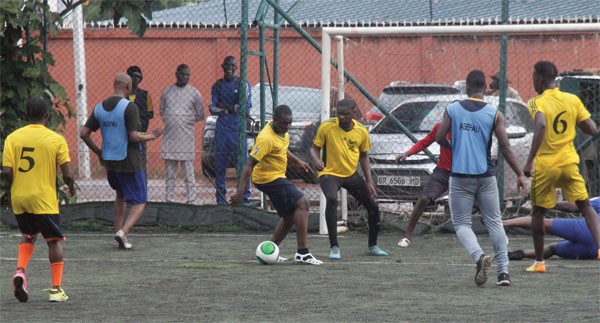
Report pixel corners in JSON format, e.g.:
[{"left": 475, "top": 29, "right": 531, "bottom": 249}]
[
  {"left": 371, "top": 101, "right": 446, "bottom": 134},
  {"left": 251, "top": 86, "right": 322, "bottom": 119},
  {"left": 371, "top": 98, "right": 534, "bottom": 135},
  {"left": 379, "top": 86, "right": 459, "bottom": 110}
]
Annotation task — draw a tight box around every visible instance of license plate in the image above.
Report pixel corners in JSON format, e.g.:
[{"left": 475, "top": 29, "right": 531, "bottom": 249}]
[{"left": 376, "top": 175, "right": 421, "bottom": 186}]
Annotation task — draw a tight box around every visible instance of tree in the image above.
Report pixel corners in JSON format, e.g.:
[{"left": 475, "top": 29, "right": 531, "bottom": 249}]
[{"left": 0, "top": 0, "right": 154, "bottom": 205}]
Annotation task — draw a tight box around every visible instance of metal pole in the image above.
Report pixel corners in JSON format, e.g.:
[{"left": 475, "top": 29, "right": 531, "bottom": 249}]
[
  {"left": 496, "top": 0, "right": 509, "bottom": 208},
  {"left": 323, "top": 24, "right": 600, "bottom": 36},
  {"left": 273, "top": 0, "right": 280, "bottom": 107},
  {"left": 238, "top": 0, "right": 249, "bottom": 182},
  {"left": 319, "top": 31, "right": 331, "bottom": 235},
  {"left": 336, "top": 36, "right": 349, "bottom": 232},
  {"left": 73, "top": 4, "right": 91, "bottom": 179}
]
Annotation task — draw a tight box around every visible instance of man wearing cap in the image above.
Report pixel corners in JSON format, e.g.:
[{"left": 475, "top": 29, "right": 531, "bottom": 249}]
[
  {"left": 127, "top": 66, "right": 154, "bottom": 177},
  {"left": 486, "top": 72, "right": 523, "bottom": 101}
]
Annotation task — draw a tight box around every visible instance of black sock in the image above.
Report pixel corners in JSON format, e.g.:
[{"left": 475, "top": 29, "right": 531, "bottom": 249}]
[{"left": 297, "top": 248, "right": 309, "bottom": 255}]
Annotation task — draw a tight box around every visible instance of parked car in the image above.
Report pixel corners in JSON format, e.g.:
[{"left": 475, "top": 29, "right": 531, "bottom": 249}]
[
  {"left": 364, "top": 81, "right": 461, "bottom": 124},
  {"left": 368, "top": 94, "right": 533, "bottom": 203},
  {"left": 202, "top": 85, "right": 338, "bottom": 183}
]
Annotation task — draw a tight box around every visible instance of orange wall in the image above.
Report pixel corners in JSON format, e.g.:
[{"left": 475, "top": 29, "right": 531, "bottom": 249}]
[{"left": 48, "top": 27, "right": 600, "bottom": 175}]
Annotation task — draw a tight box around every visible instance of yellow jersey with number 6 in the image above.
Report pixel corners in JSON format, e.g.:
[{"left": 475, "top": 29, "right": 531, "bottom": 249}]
[
  {"left": 527, "top": 87, "right": 591, "bottom": 168},
  {"left": 2, "top": 125, "right": 71, "bottom": 214}
]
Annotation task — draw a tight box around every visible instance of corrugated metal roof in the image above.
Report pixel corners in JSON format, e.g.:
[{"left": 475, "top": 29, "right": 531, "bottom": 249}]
[{"left": 89, "top": 0, "right": 600, "bottom": 28}]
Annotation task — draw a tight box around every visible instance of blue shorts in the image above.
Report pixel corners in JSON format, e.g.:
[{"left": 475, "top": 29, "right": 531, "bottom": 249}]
[
  {"left": 552, "top": 217, "right": 599, "bottom": 260},
  {"left": 107, "top": 170, "right": 147, "bottom": 205},
  {"left": 254, "top": 178, "right": 304, "bottom": 217},
  {"left": 15, "top": 213, "right": 65, "bottom": 241}
]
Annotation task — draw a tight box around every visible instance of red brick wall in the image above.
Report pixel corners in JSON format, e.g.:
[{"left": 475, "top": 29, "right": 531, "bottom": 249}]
[{"left": 48, "top": 27, "right": 600, "bottom": 175}]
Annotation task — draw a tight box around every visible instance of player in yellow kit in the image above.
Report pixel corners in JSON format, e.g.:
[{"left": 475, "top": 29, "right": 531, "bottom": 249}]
[
  {"left": 2, "top": 97, "right": 75, "bottom": 302},
  {"left": 523, "top": 60, "right": 600, "bottom": 272},
  {"left": 310, "top": 98, "right": 388, "bottom": 260},
  {"left": 230, "top": 105, "right": 322, "bottom": 265}
]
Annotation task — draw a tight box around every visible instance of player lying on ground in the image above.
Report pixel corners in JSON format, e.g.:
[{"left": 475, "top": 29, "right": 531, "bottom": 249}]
[{"left": 504, "top": 197, "right": 600, "bottom": 260}]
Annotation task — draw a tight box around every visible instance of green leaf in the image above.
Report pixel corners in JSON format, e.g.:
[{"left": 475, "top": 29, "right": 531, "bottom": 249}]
[
  {"left": 22, "top": 67, "right": 41, "bottom": 78},
  {"left": 48, "top": 82, "right": 68, "bottom": 101}
]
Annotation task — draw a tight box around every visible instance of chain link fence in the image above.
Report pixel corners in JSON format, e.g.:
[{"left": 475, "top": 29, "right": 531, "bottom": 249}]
[{"left": 39, "top": 1, "right": 599, "bottom": 228}]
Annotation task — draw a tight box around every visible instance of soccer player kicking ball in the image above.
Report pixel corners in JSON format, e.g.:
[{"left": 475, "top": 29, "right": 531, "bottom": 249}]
[
  {"left": 2, "top": 97, "right": 76, "bottom": 302},
  {"left": 230, "top": 105, "right": 322, "bottom": 265}
]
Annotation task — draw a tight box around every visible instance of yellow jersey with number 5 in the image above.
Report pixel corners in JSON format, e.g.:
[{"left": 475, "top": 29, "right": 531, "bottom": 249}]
[
  {"left": 527, "top": 87, "right": 591, "bottom": 168},
  {"left": 2, "top": 125, "right": 71, "bottom": 214}
]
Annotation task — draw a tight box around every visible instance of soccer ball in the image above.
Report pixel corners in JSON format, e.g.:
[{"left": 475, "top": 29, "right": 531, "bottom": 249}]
[{"left": 255, "top": 241, "right": 279, "bottom": 265}]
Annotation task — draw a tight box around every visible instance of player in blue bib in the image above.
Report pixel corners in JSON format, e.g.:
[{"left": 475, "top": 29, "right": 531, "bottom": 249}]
[{"left": 504, "top": 197, "right": 600, "bottom": 260}]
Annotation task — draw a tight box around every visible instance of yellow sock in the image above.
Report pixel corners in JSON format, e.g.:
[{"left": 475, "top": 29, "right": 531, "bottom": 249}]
[
  {"left": 51, "top": 262, "right": 64, "bottom": 288},
  {"left": 17, "top": 242, "right": 34, "bottom": 272}
]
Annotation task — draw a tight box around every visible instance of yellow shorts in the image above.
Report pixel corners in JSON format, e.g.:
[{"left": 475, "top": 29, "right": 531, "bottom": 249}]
[{"left": 531, "top": 163, "right": 589, "bottom": 209}]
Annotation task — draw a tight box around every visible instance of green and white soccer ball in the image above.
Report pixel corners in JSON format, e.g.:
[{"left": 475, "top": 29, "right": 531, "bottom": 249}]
[{"left": 256, "top": 241, "right": 279, "bottom": 265}]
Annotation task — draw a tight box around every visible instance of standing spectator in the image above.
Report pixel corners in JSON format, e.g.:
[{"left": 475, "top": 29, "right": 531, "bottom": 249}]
[
  {"left": 436, "top": 70, "right": 526, "bottom": 287},
  {"left": 396, "top": 122, "right": 451, "bottom": 247},
  {"left": 523, "top": 60, "right": 600, "bottom": 272},
  {"left": 80, "top": 72, "right": 163, "bottom": 249},
  {"left": 310, "top": 98, "right": 388, "bottom": 260},
  {"left": 3, "top": 97, "right": 75, "bottom": 302},
  {"left": 160, "top": 64, "right": 204, "bottom": 203},
  {"left": 127, "top": 66, "right": 154, "bottom": 177},
  {"left": 209, "top": 56, "right": 252, "bottom": 205},
  {"left": 486, "top": 72, "right": 523, "bottom": 101},
  {"left": 230, "top": 105, "right": 322, "bottom": 265}
]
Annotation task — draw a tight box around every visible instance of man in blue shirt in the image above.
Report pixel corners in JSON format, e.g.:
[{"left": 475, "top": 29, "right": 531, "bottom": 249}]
[
  {"left": 436, "top": 70, "right": 526, "bottom": 287},
  {"left": 209, "top": 56, "right": 252, "bottom": 205}
]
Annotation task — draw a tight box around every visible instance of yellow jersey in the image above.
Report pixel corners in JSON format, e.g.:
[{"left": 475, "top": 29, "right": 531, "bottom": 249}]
[
  {"left": 249, "top": 121, "right": 289, "bottom": 184},
  {"left": 528, "top": 87, "right": 591, "bottom": 168},
  {"left": 313, "top": 118, "right": 371, "bottom": 178},
  {"left": 2, "top": 124, "right": 71, "bottom": 214}
]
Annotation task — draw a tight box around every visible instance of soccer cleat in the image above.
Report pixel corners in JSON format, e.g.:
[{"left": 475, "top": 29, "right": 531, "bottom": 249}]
[
  {"left": 368, "top": 245, "right": 388, "bottom": 256},
  {"left": 276, "top": 256, "right": 288, "bottom": 263},
  {"left": 329, "top": 246, "right": 341, "bottom": 260},
  {"left": 496, "top": 273, "right": 511, "bottom": 286},
  {"left": 47, "top": 287, "right": 69, "bottom": 302},
  {"left": 12, "top": 270, "right": 28, "bottom": 302},
  {"left": 294, "top": 253, "right": 323, "bottom": 265},
  {"left": 114, "top": 230, "right": 132, "bottom": 250},
  {"left": 508, "top": 250, "right": 525, "bottom": 261},
  {"left": 597, "top": 249, "right": 600, "bottom": 260},
  {"left": 475, "top": 254, "right": 492, "bottom": 286},
  {"left": 397, "top": 238, "right": 411, "bottom": 248},
  {"left": 526, "top": 262, "right": 546, "bottom": 273}
]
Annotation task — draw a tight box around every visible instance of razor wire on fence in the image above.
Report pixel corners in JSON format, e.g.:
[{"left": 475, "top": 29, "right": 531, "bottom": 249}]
[{"left": 2, "top": 0, "right": 599, "bottom": 229}]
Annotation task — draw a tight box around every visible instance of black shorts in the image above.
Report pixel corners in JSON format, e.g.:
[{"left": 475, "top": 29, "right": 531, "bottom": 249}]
[
  {"left": 254, "top": 178, "right": 304, "bottom": 217},
  {"left": 422, "top": 167, "right": 450, "bottom": 200},
  {"left": 15, "top": 213, "right": 65, "bottom": 241}
]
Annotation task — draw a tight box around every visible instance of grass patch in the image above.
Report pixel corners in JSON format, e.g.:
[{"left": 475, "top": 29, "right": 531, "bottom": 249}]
[
  {"left": 177, "top": 262, "right": 240, "bottom": 269},
  {"left": 63, "top": 219, "right": 110, "bottom": 232}
]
